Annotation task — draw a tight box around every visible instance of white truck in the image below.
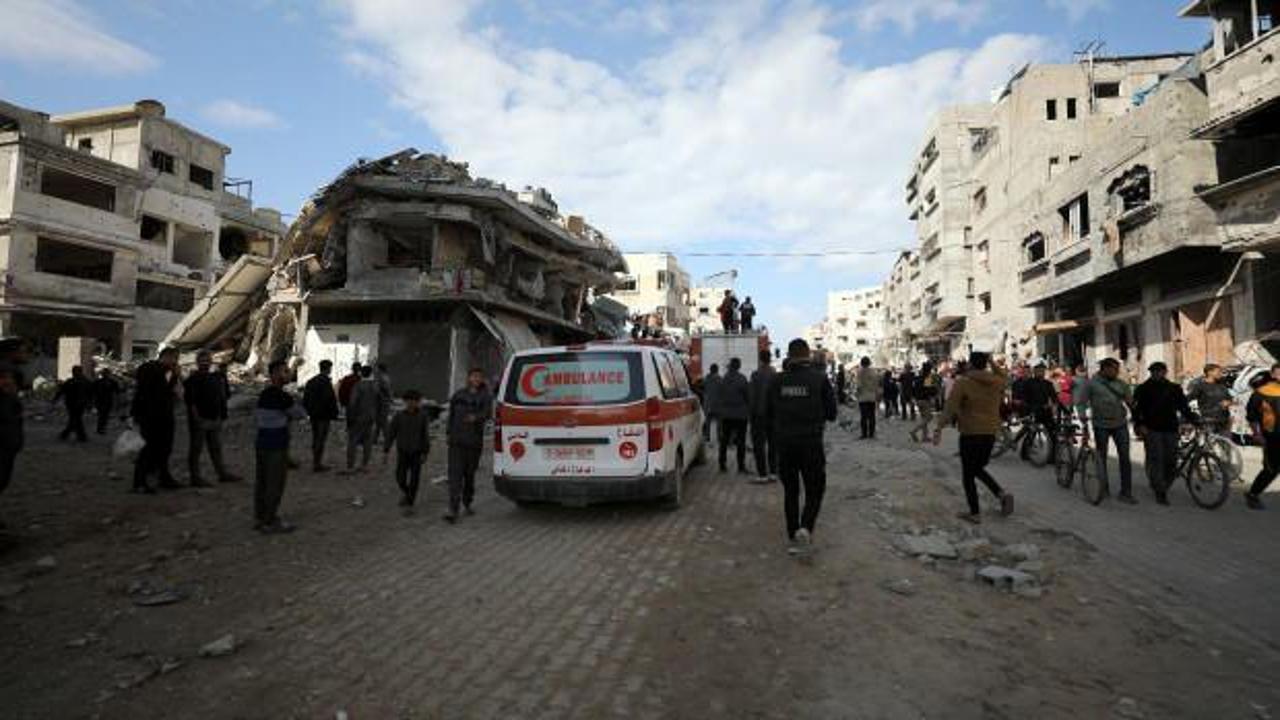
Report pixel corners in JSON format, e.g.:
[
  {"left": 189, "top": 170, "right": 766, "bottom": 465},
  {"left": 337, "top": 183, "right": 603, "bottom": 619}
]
[{"left": 689, "top": 332, "right": 770, "bottom": 383}]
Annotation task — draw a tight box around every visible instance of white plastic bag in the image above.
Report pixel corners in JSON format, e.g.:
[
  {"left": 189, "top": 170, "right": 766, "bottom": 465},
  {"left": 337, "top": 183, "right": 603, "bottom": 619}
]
[{"left": 113, "top": 428, "right": 145, "bottom": 460}]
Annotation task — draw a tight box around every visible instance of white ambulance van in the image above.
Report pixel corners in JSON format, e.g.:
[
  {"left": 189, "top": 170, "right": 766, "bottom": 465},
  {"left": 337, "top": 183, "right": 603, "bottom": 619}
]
[{"left": 493, "top": 343, "right": 705, "bottom": 507}]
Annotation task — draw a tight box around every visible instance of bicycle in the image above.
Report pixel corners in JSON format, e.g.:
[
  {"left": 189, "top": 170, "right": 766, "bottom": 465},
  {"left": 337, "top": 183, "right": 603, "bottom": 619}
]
[
  {"left": 1053, "top": 412, "right": 1099, "bottom": 501},
  {"left": 991, "top": 411, "right": 1053, "bottom": 466},
  {"left": 1179, "top": 423, "right": 1243, "bottom": 484},
  {"left": 1174, "top": 422, "right": 1232, "bottom": 509}
]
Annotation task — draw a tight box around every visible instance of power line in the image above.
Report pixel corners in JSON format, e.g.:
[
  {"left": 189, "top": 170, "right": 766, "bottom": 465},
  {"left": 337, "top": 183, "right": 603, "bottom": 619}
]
[{"left": 670, "top": 248, "right": 910, "bottom": 258}]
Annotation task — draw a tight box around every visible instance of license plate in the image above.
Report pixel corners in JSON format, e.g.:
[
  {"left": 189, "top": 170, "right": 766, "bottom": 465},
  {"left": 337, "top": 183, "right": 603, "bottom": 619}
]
[{"left": 544, "top": 447, "right": 596, "bottom": 461}]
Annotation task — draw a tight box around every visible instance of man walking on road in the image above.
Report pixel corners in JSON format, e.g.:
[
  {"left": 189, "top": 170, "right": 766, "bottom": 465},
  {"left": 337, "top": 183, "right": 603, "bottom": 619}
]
[
  {"left": 373, "top": 363, "right": 392, "bottom": 446},
  {"left": 1244, "top": 363, "right": 1280, "bottom": 510},
  {"left": 1133, "top": 362, "right": 1196, "bottom": 506},
  {"left": 384, "top": 389, "right": 430, "bottom": 515},
  {"left": 1019, "top": 363, "right": 1060, "bottom": 461},
  {"left": 93, "top": 368, "right": 121, "bottom": 436},
  {"left": 445, "top": 368, "right": 492, "bottom": 523},
  {"left": 717, "top": 357, "right": 750, "bottom": 474},
  {"left": 908, "top": 362, "right": 940, "bottom": 443},
  {"left": 899, "top": 365, "right": 918, "bottom": 420},
  {"left": 765, "top": 339, "right": 837, "bottom": 556},
  {"left": 185, "top": 350, "right": 240, "bottom": 486},
  {"left": 855, "top": 357, "right": 880, "bottom": 439},
  {"left": 933, "top": 352, "right": 1015, "bottom": 524},
  {"left": 254, "top": 360, "right": 306, "bottom": 533},
  {"left": 303, "top": 360, "right": 340, "bottom": 472},
  {"left": 702, "top": 364, "right": 722, "bottom": 446},
  {"left": 345, "top": 365, "right": 379, "bottom": 472},
  {"left": 1188, "top": 363, "right": 1233, "bottom": 435},
  {"left": 53, "top": 365, "right": 92, "bottom": 442},
  {"left": 749, "top": 349, "right": 778, "bottom": 483},
  {"left": 132, "top": 348, "right": 181, "bottom": 493},
  {"left": 1078, "top": 358, "right": 1137, "bottom": 505},
  {"left": 337, "top": 362, "right": 361, "bottom": 410}
]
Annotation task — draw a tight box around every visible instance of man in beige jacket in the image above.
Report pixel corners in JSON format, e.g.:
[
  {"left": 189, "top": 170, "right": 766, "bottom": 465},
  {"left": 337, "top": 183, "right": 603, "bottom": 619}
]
[
  {"left": 933, "top": 352, "right": 1015, "bottom": 523},
  {"left": 854, "top": 357, "right": 881, "bottom": 439}
]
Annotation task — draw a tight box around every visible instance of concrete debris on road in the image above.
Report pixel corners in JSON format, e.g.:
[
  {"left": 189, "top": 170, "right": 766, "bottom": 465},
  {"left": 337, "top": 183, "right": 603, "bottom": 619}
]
[
  {"left": 954, "top": 538, "right": 993, "bottom": 561},
  {"left": 881, "top": 579, "right": 917, "bottom": 597},
  {"left": 1000, "top": 543, "right": 1041, "bottom": 562},
  {"left": 199, "top": 634, "right": 239, "bottom": 658},
  {"left": 895, "top": 534, "right": 958, "bottom": 559},
  {"left": 976, "top": 565, "right": 1037, "bottom": 592},
  {"left": 29, "top": 555, "right": 58, "bottom": 575},
  {"left": 0, "top": 581, "right": 27, "bottom": 598}
]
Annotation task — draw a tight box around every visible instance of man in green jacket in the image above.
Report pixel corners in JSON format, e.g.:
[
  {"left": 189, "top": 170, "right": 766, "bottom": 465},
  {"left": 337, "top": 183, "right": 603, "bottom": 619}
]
[{"left": 1077, "top": 357, "right": 1136, "bottom": 504}]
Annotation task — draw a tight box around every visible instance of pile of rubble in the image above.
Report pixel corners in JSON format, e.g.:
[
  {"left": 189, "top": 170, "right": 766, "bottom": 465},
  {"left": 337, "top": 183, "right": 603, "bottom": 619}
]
[{"left": 894, "top": 530, "right": 1050, "bottom": 599}]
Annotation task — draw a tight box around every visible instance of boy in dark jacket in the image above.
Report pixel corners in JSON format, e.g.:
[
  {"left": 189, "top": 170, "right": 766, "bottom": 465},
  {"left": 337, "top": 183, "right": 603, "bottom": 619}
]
[
  {"left": 748, "top": 349, "right": 778, "bottom": 482},
  {"left": 384, "top": 389, "right": 430, "bottom": 515},
  {"left": 717, "top": 357, "right": 751, "bottom": 474},
  {"left": 1132, "top": 362, "right": 1196, "bottom": 505},
  {"left": 132, "top": 348, "right": 180, "bottom": 493},
  {"left": 53, "top": 365, "right": 92, "bottom": 442},
  {"left": 445, "top": 369, "right": 492, "bottom": 522},
  {"left": 184, "top": 350, "right": 238, "bottom": 486},
  {"left": 254, "top": 360, "right": 306, "bottom": 533},
  {"left": 302, "top": 360, "right": 340, "bottom": 472}
]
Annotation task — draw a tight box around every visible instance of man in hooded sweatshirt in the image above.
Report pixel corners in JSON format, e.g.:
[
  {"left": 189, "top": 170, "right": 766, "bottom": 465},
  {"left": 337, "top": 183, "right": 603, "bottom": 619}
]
[
  {"left": 717, "top": 357, "right": 751, "bottom": 473},
  {"left": 933, "top": 351, "right": 1015, "bottom": 524}
]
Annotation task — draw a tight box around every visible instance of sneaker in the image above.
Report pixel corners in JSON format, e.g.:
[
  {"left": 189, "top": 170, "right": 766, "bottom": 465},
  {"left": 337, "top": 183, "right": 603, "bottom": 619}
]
[
  {"left": 956, "top": 511, "right": 982, "bottom": 525},
  {"left": 795, "top": 528, "right": 811, "bottom": 548},
  {"left": 1245, "top": 493, "right": 1265, "bottom": 510},
  {"left": 1117, "top": 494, "right": 1138, "bottom": 506},
  {"left": 1000, "top": 492, "right": 1015, "bottom": 517},
  {"left": 259, "top": 520, "right": 296, "bottom": 535},
  {"left": 401, "top": 506, "right": 416, "bottom": 517},
  {"left": 786, "top": 539, "right": 802, "bottom": 556},
  {"left": 443, "top": 512, "right": 458, "bottom": 524},
  {"left": 1154, "top": 491, "right": 1170, "bottom": 506}
]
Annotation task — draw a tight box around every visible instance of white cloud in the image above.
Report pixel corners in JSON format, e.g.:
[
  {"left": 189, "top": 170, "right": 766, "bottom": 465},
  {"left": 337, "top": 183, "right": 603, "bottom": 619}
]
[
  {"left": 1046, "top": 0, "right": 1110, "bottom": 23},
  {"left": 201, "top": 99, "right": 285, "bottom": 129},
  {"left": 850, "top": 0, "right": 992, "bottom": 33},
  {"left": 0, "top": 0, "right": 154, "bottom": 74},
  {"left": 335, "top": 0, "right": 1050, "bottom": 339}
]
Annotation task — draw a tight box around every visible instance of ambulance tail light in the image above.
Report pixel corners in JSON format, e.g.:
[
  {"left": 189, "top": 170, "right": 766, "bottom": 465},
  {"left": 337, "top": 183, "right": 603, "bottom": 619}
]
[
  {"left": 646, "top": 397, "right": 664, "bottom": 451},
  {"left": 493, "top": 403, "right": 504, "bottom": 453}
]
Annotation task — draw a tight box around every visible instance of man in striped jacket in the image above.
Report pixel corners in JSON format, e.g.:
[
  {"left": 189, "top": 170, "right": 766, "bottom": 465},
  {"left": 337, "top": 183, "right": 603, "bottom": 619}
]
[{"left": 255, "top": 360, "right": 307, "bottom": 534}]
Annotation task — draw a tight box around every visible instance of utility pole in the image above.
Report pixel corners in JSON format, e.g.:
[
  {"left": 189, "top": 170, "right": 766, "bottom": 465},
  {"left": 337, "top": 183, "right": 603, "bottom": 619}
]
[{"left": 1074, "top": 39, "right": 1106, "bottom": 114}]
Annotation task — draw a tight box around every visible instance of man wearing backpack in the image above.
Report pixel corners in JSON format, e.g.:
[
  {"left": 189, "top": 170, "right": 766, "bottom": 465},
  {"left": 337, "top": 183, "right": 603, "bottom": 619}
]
[
  {"left": 1244, "top": 363, "right": 1280, "bottom": 510},
  {"left": 1077, "top": 357, "right": 1136, "bottom": 505}
]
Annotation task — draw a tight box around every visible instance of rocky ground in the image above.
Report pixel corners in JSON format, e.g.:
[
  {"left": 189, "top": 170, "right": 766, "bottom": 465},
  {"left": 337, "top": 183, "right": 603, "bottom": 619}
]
[{"left": 0, "top": 405, "right": 1277, "bottom": 719}]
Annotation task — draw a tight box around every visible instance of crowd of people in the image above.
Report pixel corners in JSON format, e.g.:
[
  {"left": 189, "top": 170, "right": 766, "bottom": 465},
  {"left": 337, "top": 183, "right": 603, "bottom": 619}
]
[
  {"left": 839, "top": 353, "right": 1280, "bottom": 518},
  {"left": 0, "top": 335, "right": 497, "bottom": 536}
]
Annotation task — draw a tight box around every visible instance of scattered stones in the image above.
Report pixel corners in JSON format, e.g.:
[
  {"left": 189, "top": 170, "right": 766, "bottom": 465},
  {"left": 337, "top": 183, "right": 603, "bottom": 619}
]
[
  {"left": 976, "top": 565, "right": 1037, "bottom": 592},
  {"left": 159, "top": 658, "right": 184, "bottom": 675},
  {"left": 896, "top": 534, "right": 957, "bottom": 559},
  {"left": 1001, "top": 543, "right": 1041, "bottom": 562},
  {"left": 66, "top": 632, "right": 101, "bottom": 649},
  {"left": 28, "top": 555, "right": 58, "bottom": 576},
  {"left": 128, "top": 580, "right": 188, "bottom": 607},
  {"left": 199, "top": 634, "right": 239, "bottom": 658},
  {"left": 350, "top": 496, "right": 367, "bottom": 509},
  {"left": 954, "top": 538, "right": 993, "bottom": 561},
  {"left": 723, "top": 615, "right": 751, "bottom": 630},
  {"left": 1113, "top": 696, "right": 1145, "bottom": 719},
  {"left": 1015, "top": 560, "right": 1047, "bottom": 579},
  {"left": 881, "top": 579, "right": 917, "bottom": 597},
  {"left": 130, "top": 530, "right": 151, "bottom": 543}
]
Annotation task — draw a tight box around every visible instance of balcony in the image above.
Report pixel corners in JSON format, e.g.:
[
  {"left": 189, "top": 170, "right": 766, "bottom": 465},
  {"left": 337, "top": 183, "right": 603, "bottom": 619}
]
[{"left": 1194, "top": 28, "right": 1280, "bottom": 139}]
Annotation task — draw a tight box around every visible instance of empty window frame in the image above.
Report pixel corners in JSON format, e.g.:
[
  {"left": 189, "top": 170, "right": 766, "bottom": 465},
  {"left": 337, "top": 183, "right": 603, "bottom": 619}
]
[
  {"left": 35, "top": 237, "right": 113, "bottom": 283},
  {"left": 136, "top": 279, "right": 195, "bottom": 313},
  {"left": 39, "top": 167, "right": 115, "bottom": 212},
  {"left": 656, "top": 270, "right": 669, "bottom": 290},
  {"left": 616, "top": 276, "right": 638, "bottom": 292},
  {"left": 1107, "top": 165, "right": 1152, "bottom": 213},
  {"left": 979, "top": 292, "right": 992, "bottom": 313},
  {"left": 77, "top": 138, "right": 93, "bottom": 152},
  {"left": 1094, "top": 82, "right": 1121, "bottom": 99},
  {"left": 150, "top": 149, "right": 175, "bottom": 174},
  {"left": 1066, "top": 98, "right": 1078, "bottom": 119},
  {"left": 140, "top": 215, "right": 167, "bottom": 242},
  {"left": 189, "top": 163, "right": 215, "bottom": 191},
  {"left": 1049, "top": 156, "right": 1062, "bottom": 179},
  {"left": 1046, "top": 99, "right": 1058, "bottom": 121},
  {"left": 1059, "top": 193, "right": 1091, "bottom": 243},
  {"left": 1023, "top": 233, "right": 1047, "bottom": 264},
  {"left": 977, "top": 239, "right": 990, "bottom": 269}
]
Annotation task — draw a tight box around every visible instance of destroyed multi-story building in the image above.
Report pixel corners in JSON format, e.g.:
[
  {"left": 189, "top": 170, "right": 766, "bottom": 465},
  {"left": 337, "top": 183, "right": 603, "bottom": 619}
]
[
  {"left": 823, "top": 287, "right": 885, "bottom": 365},
  {"left": 0, "top": 98, "right": 285, "bottom": 376},
  {"left": 165, "top": 150, "right": 627, "bottom": 401}
]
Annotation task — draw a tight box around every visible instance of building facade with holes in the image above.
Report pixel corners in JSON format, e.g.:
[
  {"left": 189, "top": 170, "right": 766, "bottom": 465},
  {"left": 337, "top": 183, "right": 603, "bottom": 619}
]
[{"left": 0, "top": 98, "right": 284, "bottom": 376}]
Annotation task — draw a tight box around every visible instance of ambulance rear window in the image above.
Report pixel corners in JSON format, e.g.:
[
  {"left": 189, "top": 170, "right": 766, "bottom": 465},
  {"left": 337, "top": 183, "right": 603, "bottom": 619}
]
[{"left": 505, "top": 352, "right": 645, "bottom": 406}]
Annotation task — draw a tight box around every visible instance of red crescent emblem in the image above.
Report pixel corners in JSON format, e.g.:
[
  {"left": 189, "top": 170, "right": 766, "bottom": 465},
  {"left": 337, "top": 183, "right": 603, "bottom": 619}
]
[{"left": 520, "top": 364, "right": 548, "bottom": 398}]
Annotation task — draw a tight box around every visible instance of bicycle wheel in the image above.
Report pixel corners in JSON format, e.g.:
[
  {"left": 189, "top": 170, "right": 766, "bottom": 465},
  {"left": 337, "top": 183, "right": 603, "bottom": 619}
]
[
  {"left": 1185, "top": 452, "right": 1231, "bottom": 510},
  {"left": 1206, "top": 434, "right": 1244, "bottom": 484},
  {"left": 1024, "top": 427, "right": 1052, "bottom": 467},
  {"left": 991, "top": 425, "right": 1014, "bottom": 459},
  {"left": 1054, "top": 440, "right": 1075, "bottom": 489},
  {"left": 1078, "top": 447, "right": 1104, "bottom": 505}
]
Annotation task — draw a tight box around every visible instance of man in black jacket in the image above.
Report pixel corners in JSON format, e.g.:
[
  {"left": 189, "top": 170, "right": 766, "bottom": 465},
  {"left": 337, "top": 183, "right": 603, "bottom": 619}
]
[
  {"left": 445, "top": 368, "right": 492, "bottom": 523},
  {"left": 185, "top": 350, "right": 239, "bottom": 486},
  {"left": 765, "top": 339, "right": 837, "bottom": 556},
  {"left": 1132, "top": 362, "right": 1195, "bottom": 505},
  {"left": 748, "top": 349, "right": 778, "bottom": 483},
  {"left": 132, "top": 348, "right": 180, "bottom": 493},
  {"left": 1019, "top": 363, "right": 1060, "bottom": 461},
  {"left": 93, "top": 368, "right": 121, "bottom": 435},
  {"left": 717, "top": 357, "right": 751, "bottom": 474},
  {"left": 303, "top": 360, "right": 340, "bottom": 472},
  {"left": 53, "top": 365, "right": 92, "bottom": 442}
]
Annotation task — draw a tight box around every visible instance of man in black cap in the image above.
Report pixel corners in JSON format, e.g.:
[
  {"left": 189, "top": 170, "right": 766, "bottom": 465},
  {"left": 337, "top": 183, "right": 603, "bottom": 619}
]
[
  {"left": 765, "top": 338, "right": 837, "bottom": 557},
  {"left": 1132, "top": 361, "right": 1195, "bottom": 505}
]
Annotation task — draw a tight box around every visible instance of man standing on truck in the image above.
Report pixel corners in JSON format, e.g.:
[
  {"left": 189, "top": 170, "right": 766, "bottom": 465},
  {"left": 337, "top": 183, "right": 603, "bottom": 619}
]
[
  {"left": 718, "top": 290, "right": 739, "bottom": 334},
  {"left": 749, "top": 349, "right": 778, "bottom": 483},
  {"left": 766, "top": 339, "right": 838, "bottom": 557},
  {"left": 739, "top": 297, "right": 756, "bottom": 332}
]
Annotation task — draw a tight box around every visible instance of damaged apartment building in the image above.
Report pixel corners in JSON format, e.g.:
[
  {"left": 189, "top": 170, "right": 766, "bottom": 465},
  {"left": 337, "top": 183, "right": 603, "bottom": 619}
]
[
  {"left": 0, "top": 98, "right": 285, "bottom": 377},
  {"left": 165, "top": 150, "right": 627, "bottom": 401}
]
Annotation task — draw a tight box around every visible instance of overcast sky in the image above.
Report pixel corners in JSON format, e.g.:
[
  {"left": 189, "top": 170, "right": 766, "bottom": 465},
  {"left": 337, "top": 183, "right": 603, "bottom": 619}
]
[{"left": 0, "top": 0, "right": 1211, "bottom": 342}]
